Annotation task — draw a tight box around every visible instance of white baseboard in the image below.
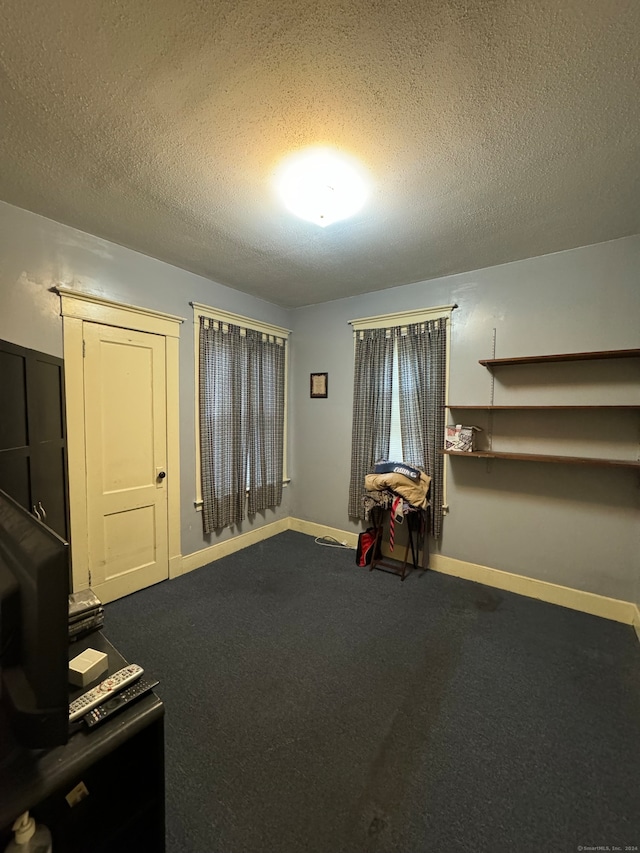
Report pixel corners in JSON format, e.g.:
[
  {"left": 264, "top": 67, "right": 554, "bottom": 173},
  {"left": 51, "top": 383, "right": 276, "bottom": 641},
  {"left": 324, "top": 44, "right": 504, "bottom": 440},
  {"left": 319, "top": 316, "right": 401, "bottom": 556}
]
[
  {"left": 288, "top": 517, "right": 359, "bottom": 548},
  {"left": 179, "top": 516, "right": 638, "bottom": 631},
  {"left": 181, "top": 517, "right": 289, "bottom": 575},
  {"left": 180, "top": 516, "right": 357, "bottom": 578},
  {"left": 429, "top": 554, "right": 636, "bottom": 625},
  {"left": 288, "top": 521, "right": 637, "bottom": 627}
]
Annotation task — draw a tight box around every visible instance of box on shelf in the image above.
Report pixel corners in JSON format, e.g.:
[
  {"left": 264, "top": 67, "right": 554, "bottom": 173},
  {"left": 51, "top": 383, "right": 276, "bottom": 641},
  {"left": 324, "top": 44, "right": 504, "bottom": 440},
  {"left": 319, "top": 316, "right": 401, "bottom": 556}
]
[
  {"left": 444, "top": 424, "right": 482, "bottom": 452},
  {"left": 68, "top": 647, "right": 108, "bottom": 687}
]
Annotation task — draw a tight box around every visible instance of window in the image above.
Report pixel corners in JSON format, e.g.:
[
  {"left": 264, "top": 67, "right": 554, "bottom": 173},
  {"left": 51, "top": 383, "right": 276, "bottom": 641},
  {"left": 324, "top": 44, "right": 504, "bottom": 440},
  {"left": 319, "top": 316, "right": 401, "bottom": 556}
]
[
  {"left": 347, "top": 305, "right": 454, "bottom": 537},
  {"left": 388, "top": 346, "right": 405, "bottom": 462},
  {"left": 192, "top": 303, "right": 290, "bottom": 532}
]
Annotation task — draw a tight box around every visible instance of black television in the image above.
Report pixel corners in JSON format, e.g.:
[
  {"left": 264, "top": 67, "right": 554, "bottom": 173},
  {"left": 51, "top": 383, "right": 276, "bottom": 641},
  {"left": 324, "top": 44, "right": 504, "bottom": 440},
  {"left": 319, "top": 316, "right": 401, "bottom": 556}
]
[{"left": 0, "top": 488, "right": 69, "bottom": 751}]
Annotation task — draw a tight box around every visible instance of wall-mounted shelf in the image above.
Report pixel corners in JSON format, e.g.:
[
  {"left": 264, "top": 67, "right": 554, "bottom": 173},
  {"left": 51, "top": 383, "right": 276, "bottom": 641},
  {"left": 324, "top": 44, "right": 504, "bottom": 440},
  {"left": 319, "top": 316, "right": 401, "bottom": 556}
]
[
  {"left": 479, "top": 348, "right": 640, "bottom": 367},
  {"left": 448, "top": 405, "right": 640, "bottom": 410},
  {"left": 445, "top": 346, "right": 640, "bottom": 472},
  {"left": 442, "top": 450, "right": 640, "bottom": 470}
]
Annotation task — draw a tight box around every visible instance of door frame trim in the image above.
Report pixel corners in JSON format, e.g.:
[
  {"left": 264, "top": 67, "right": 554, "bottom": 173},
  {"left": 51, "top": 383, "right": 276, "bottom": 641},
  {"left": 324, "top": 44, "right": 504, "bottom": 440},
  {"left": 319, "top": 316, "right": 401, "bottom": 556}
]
[{"left": 57, "top": 288, "right": 183, "bottom": 592}]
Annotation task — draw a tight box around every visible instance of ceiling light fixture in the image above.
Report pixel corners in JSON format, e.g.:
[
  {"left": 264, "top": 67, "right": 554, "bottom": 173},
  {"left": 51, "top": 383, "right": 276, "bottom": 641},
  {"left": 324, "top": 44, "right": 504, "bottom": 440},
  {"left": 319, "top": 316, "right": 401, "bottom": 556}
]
[{"left": 275, "top": 147, "right": 370, "bottom": 227}]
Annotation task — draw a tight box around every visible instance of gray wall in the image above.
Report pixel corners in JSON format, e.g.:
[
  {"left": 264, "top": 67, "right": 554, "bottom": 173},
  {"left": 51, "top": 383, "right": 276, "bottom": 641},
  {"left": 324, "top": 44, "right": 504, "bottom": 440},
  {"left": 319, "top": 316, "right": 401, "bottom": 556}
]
[
  {"left": 2, "top": 199, "right": 638, "bottom": 604},
  {"left": 290, "top": 236, "right": 640, "bottom": 603},
  {"left": 0, "top": 200, "right": 292, "bottom": 557}
]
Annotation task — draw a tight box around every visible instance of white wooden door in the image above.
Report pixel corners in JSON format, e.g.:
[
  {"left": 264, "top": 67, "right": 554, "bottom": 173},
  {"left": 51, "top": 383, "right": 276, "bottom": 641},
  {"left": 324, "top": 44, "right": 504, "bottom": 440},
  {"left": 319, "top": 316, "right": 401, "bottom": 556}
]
[{"left": 83, "top": 323, "right": 169, "bottom": 602}]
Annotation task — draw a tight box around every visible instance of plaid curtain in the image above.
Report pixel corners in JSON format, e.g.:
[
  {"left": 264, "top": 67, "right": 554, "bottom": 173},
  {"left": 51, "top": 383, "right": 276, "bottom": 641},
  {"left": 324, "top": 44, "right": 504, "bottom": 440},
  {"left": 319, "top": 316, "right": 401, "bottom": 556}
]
[
  {"left": 396, "top": 319, "right": 447, "bottom": 537},
  {"left": 199, "top": 318, "right": 248, "bottom": 531},
  {"left": 199, "top": 318, "right": 286, "bottom": 532},
  {"left": 247, "top": 331, "right": 285, "bottom": 516},
  {"left": 348, "top": 328, "right": 394, "bottom": 519}
]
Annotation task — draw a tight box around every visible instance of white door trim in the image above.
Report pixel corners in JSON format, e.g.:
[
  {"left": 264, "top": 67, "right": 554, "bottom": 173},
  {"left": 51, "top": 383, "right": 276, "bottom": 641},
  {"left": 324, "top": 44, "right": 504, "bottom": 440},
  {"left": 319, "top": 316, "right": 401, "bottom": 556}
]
[
  {"left": 57, "top": 286, "right": 184, "bottom": 335},
  {"left": 57, "top": 288, "right": 183, "bottom": 591}
]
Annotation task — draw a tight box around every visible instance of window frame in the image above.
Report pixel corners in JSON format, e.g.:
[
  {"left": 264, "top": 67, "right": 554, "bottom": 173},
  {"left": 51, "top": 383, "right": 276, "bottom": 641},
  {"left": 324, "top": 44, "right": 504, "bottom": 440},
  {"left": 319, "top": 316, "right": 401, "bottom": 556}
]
[
  {"left": 192, "top": 302, "right": 291, "bottom": 511},
  {"left": 349, "top": 303, "right": 456, "bottom": 512}
]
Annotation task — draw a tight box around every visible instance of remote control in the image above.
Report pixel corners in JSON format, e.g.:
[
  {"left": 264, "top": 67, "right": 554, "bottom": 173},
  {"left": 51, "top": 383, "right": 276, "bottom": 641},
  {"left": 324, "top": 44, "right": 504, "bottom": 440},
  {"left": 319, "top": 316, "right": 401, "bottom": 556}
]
[
  {"left": 69, "top": 664, "right": 144, "bottom": 722},
  {"left": 83, "top": 677, "right": 160, "bottom": 729}
]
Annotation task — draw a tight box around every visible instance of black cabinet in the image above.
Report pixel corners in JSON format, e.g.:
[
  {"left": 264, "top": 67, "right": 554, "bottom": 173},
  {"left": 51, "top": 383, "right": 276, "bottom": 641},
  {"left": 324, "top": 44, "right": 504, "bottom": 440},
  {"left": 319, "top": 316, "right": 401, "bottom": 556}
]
[
  {"left": 0, "top": 339, "right": 68, "bottom": 540},
  {"left": 0, "top": 634, "right": 165, "bottom": 853}
]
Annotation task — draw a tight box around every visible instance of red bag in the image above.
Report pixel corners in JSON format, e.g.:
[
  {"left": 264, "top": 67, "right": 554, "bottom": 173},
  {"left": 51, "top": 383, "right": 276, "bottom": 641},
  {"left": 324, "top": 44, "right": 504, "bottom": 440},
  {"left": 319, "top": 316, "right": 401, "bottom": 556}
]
[{"left": 356, "top": 528, "right": 380, "bottom": 567}]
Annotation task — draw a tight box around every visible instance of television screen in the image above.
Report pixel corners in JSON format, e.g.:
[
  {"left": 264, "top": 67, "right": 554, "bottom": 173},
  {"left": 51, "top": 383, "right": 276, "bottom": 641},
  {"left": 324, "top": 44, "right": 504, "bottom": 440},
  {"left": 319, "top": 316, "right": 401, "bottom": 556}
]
[{"left": 0, "top": 489, "right": 69, "bottom": 750}]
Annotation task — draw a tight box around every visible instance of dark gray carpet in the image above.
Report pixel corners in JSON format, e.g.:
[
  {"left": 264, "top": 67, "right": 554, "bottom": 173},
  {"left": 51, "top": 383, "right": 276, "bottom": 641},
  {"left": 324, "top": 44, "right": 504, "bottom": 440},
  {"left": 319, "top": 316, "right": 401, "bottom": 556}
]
[{"left": 106, "top": 531, "right": 640, "bottom": 853}]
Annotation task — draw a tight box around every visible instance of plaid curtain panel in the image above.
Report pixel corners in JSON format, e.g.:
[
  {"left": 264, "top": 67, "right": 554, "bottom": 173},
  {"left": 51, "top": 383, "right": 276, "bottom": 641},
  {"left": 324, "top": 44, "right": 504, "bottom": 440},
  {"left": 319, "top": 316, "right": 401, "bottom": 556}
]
[
  {"left": 199, "top": 317, "right": 285, "bottom": 532},
  {"left": 247, "top": 332, "right": 285, "bottom": 516},
  {"left": 396, "top": 319, "right": 447, "bottom": 538},
  {"left": 348, "top": 328, "right": 394, "bottom": 519}
]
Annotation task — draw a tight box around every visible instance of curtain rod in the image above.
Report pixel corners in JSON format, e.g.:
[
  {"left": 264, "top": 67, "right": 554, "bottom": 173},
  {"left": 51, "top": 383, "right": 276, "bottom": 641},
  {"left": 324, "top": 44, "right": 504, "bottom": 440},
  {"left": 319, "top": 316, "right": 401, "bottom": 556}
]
[
  {"left": 190, "top": 302, "right": 292, "bottom": 337},
  {"left": 348, "top": 303, "right": 458, "bottom": 328}
]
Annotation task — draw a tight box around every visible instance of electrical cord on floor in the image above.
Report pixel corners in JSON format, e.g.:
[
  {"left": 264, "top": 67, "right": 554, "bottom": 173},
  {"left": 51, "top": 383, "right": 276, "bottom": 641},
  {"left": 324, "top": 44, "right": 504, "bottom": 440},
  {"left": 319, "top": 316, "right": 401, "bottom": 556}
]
[{"left": 314, "top": 536, "right": 355, "bottom": 549}]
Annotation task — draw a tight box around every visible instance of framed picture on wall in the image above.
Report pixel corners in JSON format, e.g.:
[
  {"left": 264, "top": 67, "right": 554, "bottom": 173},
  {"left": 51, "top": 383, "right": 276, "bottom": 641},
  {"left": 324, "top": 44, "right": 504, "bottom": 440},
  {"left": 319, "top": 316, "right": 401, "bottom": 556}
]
[{"left": 310, "top": 372, "right": 328, "bottom": 398}]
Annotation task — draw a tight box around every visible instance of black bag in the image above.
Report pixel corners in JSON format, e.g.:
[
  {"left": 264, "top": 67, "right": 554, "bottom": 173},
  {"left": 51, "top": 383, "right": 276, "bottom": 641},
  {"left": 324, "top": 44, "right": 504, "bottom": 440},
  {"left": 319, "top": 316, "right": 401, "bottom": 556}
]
[{"left": 356, "top": 528, "right": 380, "bottom": 567}]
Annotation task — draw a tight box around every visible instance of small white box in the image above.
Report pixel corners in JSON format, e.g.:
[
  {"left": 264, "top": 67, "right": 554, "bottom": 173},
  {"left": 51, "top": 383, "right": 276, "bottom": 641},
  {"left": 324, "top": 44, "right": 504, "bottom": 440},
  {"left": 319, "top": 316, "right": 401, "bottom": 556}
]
[
  {"left": 445, "top": 424, "right": 482, "bottom": 452},
  {"left": 68, "top": 648, "right": 109, "bottom": 687}
]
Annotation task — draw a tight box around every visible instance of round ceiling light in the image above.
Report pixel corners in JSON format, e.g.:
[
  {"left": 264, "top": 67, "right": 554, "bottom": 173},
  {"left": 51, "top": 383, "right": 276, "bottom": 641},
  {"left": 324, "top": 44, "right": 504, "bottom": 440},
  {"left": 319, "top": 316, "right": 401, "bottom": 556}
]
[{"left": 275, "top": 148, "right": 370, "bottom": 227}]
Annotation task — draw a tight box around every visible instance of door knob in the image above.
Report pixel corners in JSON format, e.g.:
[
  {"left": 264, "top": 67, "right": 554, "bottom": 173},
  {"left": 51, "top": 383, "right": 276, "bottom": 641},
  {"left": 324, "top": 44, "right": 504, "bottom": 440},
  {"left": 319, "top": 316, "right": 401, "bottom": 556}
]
[{"left": 157, "top": 471, "right": 166, "bottom": 480}]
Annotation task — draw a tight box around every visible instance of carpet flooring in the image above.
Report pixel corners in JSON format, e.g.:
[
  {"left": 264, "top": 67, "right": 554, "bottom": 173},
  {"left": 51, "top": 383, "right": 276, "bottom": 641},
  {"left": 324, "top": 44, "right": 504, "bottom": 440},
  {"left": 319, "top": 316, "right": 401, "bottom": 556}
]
[{"left": 106, "top": 531, "right": 640, "bottom": 853}]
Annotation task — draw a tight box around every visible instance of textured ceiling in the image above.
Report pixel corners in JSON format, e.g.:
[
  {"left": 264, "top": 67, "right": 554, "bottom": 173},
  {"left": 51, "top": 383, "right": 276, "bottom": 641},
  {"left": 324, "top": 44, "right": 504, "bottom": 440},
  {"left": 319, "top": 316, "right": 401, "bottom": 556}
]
[{"left": 0, "top": 0, "right": 639, "bottom": 308}]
